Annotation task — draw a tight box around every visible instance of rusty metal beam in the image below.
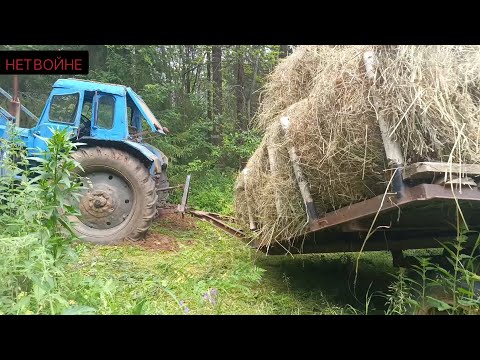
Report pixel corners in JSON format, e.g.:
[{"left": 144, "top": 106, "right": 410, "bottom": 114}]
[
  {"left": 157, "top": 184, "right": 184, "bottom": 192},
  {"left": 156, "top": 207, "right": 245, "bottom": 238},
  {"left": 189, "top": 210, "right": 245, "bottom": 238},
  {"left": 306, "top": 184, "right": 480, "bottom": 235},
  {"left": 157, "top": 208, "right": 178, "bottom": 216},
  {"left": 260, "top": 229, "right": 479, "bottom": 255}
]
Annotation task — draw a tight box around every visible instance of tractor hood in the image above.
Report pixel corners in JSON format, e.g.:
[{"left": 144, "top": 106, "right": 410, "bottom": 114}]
[{"left": 126, "top": 88, "right": 166, "bottom": 136}]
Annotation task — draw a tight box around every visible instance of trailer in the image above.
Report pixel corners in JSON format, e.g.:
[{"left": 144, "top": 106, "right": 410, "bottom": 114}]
[
  {"left": 238, "top": 51, "right": 480, "bottom": 264},
  {"left": 255, "top": 172, "right": 480, "bottom": 260}
]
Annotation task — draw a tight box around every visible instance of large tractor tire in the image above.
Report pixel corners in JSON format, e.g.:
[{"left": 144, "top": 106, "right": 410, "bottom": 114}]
[
  {"left": 71, "top": 147, "right": 158, "bottom": 245},
  {"left": 155, "top": 170, "right": 170, "bottom": 208}
]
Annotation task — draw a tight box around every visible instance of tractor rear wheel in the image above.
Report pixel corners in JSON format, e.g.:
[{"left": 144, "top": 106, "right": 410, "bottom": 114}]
[{"left": 71, "top": 146, "right": 158, "bottom": 244}]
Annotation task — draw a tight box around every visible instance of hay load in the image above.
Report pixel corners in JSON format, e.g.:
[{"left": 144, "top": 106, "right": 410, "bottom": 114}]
[{"left": 235, "top": 45, "right": 480, "bottom": 248}]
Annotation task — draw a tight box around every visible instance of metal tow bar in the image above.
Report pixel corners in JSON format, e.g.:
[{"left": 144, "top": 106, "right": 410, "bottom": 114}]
[
  {"left": 188, "top": 210, "right": 245, "bottom": 238},
  {"left": 156, "top": 174, "right": 245, "bottom": 238}
]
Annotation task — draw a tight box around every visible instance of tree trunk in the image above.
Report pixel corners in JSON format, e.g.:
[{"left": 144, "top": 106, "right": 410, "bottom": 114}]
[
  {"left": 180, "top": 46, "right": 188, "bottom": 95},
  {"left": 185, "top": 45, "right": 192, "bottom": 94},
  {"left": 235, "top": 45, "right": 246, "bottom": 130},
  {"left": 212, "top": 45, "right": 223, "bottom": 145},
  {"left": 207, "top": 50, "right": 212, "bottom": 122},
  {"left": 192, "top": 62, "right": 201, "bottom": 94},
  {"left": 131, "top": 45, "right": 137, "bottom": 89},
  {"left": 279, "top": 45, "right": 289, "bottom": 59},
  {"left": 246, "top": 51, "right": 260, "bottom": 122},
  {"left": 191, "top": 46, "right": 201, "bottom": 93},
  {"left": 87, "top": 45, "right": 108, "bottom": 70},
  {"left": 159, "top": 46, "right": 172, "bottom": 85}
]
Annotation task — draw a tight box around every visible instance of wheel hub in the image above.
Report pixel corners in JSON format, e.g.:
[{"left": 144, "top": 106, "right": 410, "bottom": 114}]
[
  {"left": 82, "top": 189, "right": 115, "bottom": 216},
  {"left": 78, "top": 171, "right": 134, "bottom": 230}
]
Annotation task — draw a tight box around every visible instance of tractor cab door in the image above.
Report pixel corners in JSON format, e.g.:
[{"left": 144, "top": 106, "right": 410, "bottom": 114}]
[
  {"left": 31, "top": 88, "right": 83, "bottom": 153},
  {"left": 91, "top": 92, "right": 116, "bottom": 139},
  {"left": 126, "top": 88, "right": 165, "bottom": 135},
  {"left": 72, "top": 90, "right": 127, "bottom": 141}
]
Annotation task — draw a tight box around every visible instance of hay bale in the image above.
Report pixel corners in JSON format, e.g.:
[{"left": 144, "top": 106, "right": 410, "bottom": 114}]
[
  {"left": 236, "top": 45, "right": 480, "bottom": 247},
  {"left": 374, "top": 45, "right": 480, "bottom": 163},
  {"left": 256, "top": 46, "right": 335, "bottom": 131}
]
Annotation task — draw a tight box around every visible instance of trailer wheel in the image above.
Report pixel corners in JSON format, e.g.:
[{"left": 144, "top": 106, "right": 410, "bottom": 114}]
[{"left": 71, "top": 146, "right": 158, "bottom": 244}]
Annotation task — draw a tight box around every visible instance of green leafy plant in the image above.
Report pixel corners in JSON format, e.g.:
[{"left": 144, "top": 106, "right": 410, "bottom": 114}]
[
  {"left": 385, "top": 268, "right": 412, "bottom": 315},
  {"left": 0, "top": 127, "right": 108, "bottom": 314},
  {"left": 384, "top": 222, "right": 480, "bottom": 315}
]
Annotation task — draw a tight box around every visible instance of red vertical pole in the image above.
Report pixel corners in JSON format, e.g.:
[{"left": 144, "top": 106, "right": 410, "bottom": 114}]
[{"left": 8, "top": 75, "right": 21, "bottom": 126}]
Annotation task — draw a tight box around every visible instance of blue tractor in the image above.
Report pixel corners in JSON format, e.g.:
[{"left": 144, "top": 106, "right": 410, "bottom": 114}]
[{"left": 0, "top": 78, "right": 173, "bottom": 244}]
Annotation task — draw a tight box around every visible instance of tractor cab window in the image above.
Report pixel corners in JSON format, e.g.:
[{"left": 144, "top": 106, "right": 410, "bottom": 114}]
[
  {"left": 96, "top": 96, "right": 115, "bottom": 129},
  {"left": 49, "top": 93, "right": 79, "bottom": 124},
  {"left": 127, "top": 106, "right": 132, "bottom": 125},
  {"left": 127, "top": 106, "right": 136, "bottom": 133},
  {"left": 78, "top": 98, "right": 93, "bottom": 138},
  {"left": 82, "top": 101, "right": 92, "bottom": 119},
  {"left": 127, "top": 104, "right": 142, "bottom": 137}
]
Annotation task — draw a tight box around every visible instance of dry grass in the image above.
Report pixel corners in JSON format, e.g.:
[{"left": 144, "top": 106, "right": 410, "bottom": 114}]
[{"left": 235, "top": 45, "right": 480, "bottom": 248}]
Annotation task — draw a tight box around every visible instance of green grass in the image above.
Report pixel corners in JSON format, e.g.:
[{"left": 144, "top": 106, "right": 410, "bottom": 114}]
[
  {"left": 169, "top": 168, "right": 236, "bottom": 215},
  {"left": 70, "top": 215, "right": 405, "bottom": 315}
]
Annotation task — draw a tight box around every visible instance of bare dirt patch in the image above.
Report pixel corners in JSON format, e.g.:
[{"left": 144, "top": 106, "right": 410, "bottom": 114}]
[
  {"left": 118, "top": 232, "right": 180, "bottom": 252},
  {"left": 114, "top": 214, "right": 197, "bottom": 252},
  {"left": 156, "top": 213, "right": 198, "bottom": 232},
  {"left": 136, "top": 233, "right": 179, "bottom": 251}
]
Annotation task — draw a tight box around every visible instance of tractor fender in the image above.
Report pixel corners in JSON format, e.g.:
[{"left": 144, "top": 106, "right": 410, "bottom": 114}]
[
  {"left": 141, "top": 143, "right": 168, "bottom": 169},
  {"left": 77, "top": 137, "right": 164, "bottom": 174}
]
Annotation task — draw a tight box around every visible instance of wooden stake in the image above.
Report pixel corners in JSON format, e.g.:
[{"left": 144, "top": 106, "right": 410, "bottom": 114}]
[
  {"left": 363, "top": 51, "right": 405, "bottom": 198},
  {"left": 266, "top": 136, "right": 283, "bottom": 216},
  {"left": 363, "top": 51, "right": 404, "bottom": 167},
  {"left": 242, "top": 168, "right": 257, "bottom": 230},
  {"left": 280, "top": 116, "right": 319, "bottom": 223}
]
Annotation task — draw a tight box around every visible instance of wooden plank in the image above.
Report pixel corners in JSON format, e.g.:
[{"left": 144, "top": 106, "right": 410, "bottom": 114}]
[{"left": 403, "top": 162, "right": 480, "bottom": 181}]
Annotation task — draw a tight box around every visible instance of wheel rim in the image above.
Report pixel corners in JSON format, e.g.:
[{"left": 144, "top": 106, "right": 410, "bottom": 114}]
[{"left": 79, "top": 170, "right": 134, "bottom": 230}]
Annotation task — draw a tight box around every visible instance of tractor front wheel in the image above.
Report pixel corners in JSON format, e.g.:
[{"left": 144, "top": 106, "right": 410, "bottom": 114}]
[{"left": 71, "top": 147, "right": 158, "bottom": 244}]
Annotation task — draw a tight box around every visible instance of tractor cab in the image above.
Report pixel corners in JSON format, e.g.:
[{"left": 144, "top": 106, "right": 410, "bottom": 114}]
[{"left": 28, "top": 79, "right": 166, "bottom": 152}]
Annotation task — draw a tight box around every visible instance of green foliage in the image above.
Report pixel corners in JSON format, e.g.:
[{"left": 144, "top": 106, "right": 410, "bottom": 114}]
[
  {"left": 0, "top": 128, "right": 108, "bottom": 314},
  {"left": 70, "top": 219, "right": 366, "bottom": 315},
  {"left": 187, "top": 170, "right": 236, "bottom": 215},
  {"left": 220, "top": 130, "right": 262, "bottom": 168},
  {"left": 169, "top": 167, "right": 236, "bottom": 215},
  {"left": 28, "top": 129, "right": 84, "bottom": 240},
  {"left": 384, "top": 224, "right": 480, "bottom": 315},
  {"left": 385, "top": 269, "right": 411, "bottom": 315}
]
